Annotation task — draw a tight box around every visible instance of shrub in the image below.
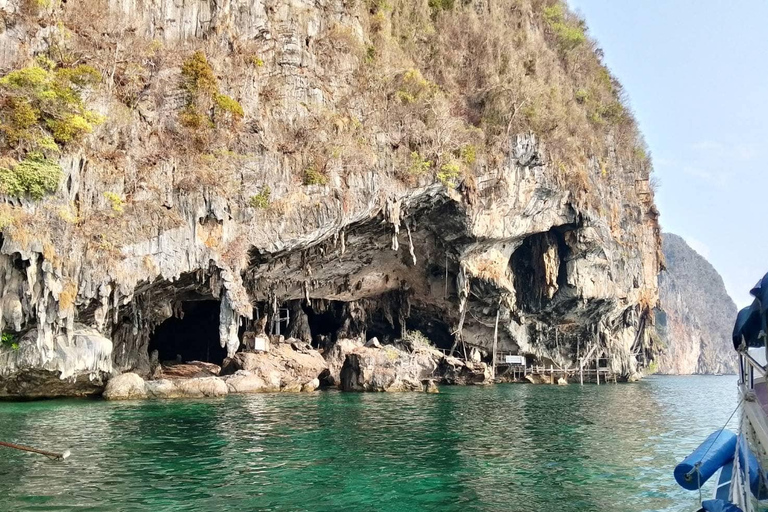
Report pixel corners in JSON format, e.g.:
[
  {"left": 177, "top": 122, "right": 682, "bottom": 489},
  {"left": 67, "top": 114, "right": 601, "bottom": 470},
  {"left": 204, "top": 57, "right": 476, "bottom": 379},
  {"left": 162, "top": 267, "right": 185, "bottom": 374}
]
[
  {"left": 303, "top": 167, "right": 328, "bottom": 186},
  {"left": 598, "top": 101, "right": 626, "bottom": 123},
  {"left": 0, "top": 61, "right": 103, "bottom": 154},
  {"left": 437, "top": 160, "right": 462, "bottom": 187},
  {"left": 543, "top": 3, "right": 586, "bottom": 52},
  {"left": 408, "top": 151, "right": 431, "bottom": 175},
  {"left": 179, "top": 51, "right": 244, "bottom": 129},
  {"left": 460, "top": 144, "right": 477, "bottom": 165},
  {"left": 0, "top": 153, "right": 62, "bottom": 199},
  {"left": 214, "top": 93, "right": 244, "bottom": 120},
  {"left": 396, "top": 68, "right": 435, "bottom": 104},
  {"left": 104, "top": 192, "right": 124, "bottom": 213},
  {"left": 249, "top": 186, "right": 271, "bottom": 208},
  {"left": 180, "top": 51, "right": 218, "bottom": 97},
  {"left": 1, "top": 332, "right": 18, "bottom": 351},
  {"left": 403, "top": 329, "right": 433, "bottom": 347},
  {"left": 428, "top": 0, "right": 454, "bottom": 16}
]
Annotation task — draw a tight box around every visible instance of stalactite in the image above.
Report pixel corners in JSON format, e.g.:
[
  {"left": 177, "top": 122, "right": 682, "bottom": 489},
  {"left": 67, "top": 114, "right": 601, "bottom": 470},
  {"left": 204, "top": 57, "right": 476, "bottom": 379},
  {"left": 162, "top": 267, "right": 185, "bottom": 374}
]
[
  {"left": 405, "top": 224, "right": 416, "bottom": 266},
  {"left": 386, "top": 198, "right": 401, "bottom": 251}
]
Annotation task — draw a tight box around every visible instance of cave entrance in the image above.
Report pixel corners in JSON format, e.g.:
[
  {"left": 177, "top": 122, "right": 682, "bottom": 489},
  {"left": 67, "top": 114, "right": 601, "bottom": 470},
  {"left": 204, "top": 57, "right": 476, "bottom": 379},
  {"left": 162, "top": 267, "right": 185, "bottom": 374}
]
[
  {"left": 510, "top": 229, "right": 569, "bottom": 313},
  {"left": 303, "top": 302, "right": 344, "bottom": 345},
  {"left": 148, "top": 300, "right": 227, "bottom": 366}
]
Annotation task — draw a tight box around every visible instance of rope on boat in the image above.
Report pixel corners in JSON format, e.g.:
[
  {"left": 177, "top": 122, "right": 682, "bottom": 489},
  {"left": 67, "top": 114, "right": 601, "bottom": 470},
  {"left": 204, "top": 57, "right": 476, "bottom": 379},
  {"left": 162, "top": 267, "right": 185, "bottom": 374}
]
[
  {"left": 0, "top": 441, "right": 70, "bottom": 460},
  {"left": 687, "top": 396, "right": 744, "bottom": 506}
]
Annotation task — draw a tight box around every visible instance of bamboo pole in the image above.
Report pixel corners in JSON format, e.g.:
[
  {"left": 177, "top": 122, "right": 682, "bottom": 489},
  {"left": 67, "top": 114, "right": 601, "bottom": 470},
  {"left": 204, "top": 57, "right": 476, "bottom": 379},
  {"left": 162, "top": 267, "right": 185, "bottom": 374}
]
[
  {"left": 0, "top": 441, "right": 70, "bottom": 460},
  {"left": 492, "top": 307, "right": 500, "bottom": 380},
  {"left": 595, "top": 352, "right": 600, "bottom": 386}
]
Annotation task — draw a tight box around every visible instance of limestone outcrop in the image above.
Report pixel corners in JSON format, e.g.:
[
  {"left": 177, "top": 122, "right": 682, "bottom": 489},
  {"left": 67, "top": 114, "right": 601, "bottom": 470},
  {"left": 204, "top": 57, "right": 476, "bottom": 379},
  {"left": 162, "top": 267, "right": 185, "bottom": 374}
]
[
  {"left": 105, "top": 341, "right": 327, "bottom": 399},
  {"left": 221, "top": 341, "right": 326, "bottom": 392},
  {"left": 0, "top": 0, "right": 661, "bottom": 397},
  {"left": 0, "top": 324, "right": 111, "bottom": 397},
  {"left": 654, "top": 233, "right": 738, "bottom": 375},
  {"left": 339, "top": 344, "right": 438, "bottom": 392}
]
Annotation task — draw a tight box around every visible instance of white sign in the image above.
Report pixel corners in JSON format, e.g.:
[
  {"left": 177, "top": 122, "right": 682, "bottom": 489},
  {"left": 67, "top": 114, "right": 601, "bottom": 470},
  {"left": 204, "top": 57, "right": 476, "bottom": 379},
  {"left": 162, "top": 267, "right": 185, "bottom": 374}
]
[
  {"left": 254, "top": 337, "right": 268, "bottom": 352},
  {"left": 505, "top": 355, "right": 525, "bottom": 365}
]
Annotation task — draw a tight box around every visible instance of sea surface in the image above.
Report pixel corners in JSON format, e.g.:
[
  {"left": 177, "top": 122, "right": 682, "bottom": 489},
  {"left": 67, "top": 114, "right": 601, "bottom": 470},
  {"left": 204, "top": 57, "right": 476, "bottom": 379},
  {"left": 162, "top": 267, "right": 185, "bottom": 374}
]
[{"left": 0, "top": 375, "right": 738, "bottom": 512}]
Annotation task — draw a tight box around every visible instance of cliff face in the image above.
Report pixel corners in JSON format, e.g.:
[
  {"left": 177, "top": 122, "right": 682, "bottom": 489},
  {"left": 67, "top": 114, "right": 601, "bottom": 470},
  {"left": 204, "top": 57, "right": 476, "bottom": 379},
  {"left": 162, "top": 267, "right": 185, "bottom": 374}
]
[
  {"left": 0, "top": 0, "right": 661, "bottom": 396},
  {"left": 655, "top": 233, "right": 737, "bottom": 375}
]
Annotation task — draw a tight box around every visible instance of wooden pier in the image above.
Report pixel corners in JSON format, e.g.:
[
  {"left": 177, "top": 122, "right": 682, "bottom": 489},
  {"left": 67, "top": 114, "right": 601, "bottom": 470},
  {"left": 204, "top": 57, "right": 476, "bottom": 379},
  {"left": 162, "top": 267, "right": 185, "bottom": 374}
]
[{"left": 493, "top": 351, "right": 617, "bottom": 385}]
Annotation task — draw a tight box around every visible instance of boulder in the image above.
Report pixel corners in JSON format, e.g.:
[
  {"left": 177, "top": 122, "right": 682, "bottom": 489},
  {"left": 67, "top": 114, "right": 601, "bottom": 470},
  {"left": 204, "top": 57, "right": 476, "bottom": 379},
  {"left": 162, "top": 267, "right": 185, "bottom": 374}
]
[
  {"left": 340, "top": 344, "right": 439, "bottom": 392},
  {"left": 221, "top": 341, "right": 326, "bottom": 392},
  {"left": 145, "top": 379, "right": 182, "bottom": 398},
  {"left": 156, "top": 361, "right": 221, "bottom": 379},
  {"left": 301, "top": 378, "right": 320, "bottom": 392},
  {"left": 321, "top": 338, "right": 363, "bottom": 386},
  {"left": 103, "top": 372, "right": 148, "bottom": 400},
  {"left": 224, "top": 371, "right": 277, "bottom": 393},
  {"left": 175, "top": 377, "right": 228, "bottom": 398},
  {"left": 438, "top": 356, "right": 492, "bottom": 385}
]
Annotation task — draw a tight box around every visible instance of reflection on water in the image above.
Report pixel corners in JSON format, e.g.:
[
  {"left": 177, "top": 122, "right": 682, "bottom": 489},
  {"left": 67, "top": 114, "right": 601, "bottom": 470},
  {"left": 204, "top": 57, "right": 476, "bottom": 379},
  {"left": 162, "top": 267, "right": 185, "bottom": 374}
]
[{"left": 0, "top": 375, "right": 737, "bottom": 511}]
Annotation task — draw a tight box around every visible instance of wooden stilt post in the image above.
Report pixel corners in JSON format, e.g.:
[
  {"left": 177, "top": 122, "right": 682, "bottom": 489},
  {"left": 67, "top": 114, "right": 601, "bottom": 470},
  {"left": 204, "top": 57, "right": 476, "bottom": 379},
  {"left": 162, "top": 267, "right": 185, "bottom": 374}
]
[
  {"left": 492, "top": 306, "right": 500, "bottom": 380},
  {"left": 595, "top": 352, "right": 600, "bottom": 386},
  {"left": 580, "top": 358, "right": 583, "bottom": 386}
]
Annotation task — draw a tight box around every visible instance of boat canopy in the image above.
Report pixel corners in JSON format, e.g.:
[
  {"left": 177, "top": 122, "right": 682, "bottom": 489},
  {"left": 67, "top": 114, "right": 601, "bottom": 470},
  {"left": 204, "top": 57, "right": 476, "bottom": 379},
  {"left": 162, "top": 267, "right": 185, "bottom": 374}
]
[{"left": 733, "top": 271, "right": 768, "bottom": 351}]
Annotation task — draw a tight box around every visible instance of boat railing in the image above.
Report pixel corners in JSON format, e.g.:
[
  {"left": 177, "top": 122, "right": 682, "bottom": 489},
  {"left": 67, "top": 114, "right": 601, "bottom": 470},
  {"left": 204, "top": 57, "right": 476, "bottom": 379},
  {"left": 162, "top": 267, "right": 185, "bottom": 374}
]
[{"left": 739, "top": 350, "right": 766, "bottom": 391}]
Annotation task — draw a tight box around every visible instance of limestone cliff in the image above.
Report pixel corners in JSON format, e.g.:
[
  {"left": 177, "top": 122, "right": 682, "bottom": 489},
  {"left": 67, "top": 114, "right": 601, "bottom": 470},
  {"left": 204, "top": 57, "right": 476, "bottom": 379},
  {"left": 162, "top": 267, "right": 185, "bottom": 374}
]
[
  {"left": 655, "top": 233, "right": 737, "bottom": 375},
  {"left": 0, "top": 0, "right": 661, "bottom": 396}
]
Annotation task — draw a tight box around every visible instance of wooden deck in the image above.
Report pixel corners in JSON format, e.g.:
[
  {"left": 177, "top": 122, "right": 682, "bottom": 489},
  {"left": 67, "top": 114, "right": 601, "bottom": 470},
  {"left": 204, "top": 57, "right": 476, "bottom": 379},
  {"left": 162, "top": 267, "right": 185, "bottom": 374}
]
[{"left": 493, "top": 351, "right": 617, "bottom": 385}]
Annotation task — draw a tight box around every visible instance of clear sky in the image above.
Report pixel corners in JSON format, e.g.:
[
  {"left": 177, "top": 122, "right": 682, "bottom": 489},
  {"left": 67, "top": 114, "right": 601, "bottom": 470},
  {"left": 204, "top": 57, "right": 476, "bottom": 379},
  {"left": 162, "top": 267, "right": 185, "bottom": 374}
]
[{"left": 567, "top": 0, "right": 768, "bottom": 308}]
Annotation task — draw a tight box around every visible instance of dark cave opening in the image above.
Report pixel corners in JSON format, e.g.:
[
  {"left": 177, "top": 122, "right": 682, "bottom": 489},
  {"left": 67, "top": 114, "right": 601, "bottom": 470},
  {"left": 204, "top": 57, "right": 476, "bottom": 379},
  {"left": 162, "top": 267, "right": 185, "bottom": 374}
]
[
  {"left": 405, "top": 314, "right": 453, "bottom": 351},
  {"left": 303, "top": 302, "right": 345, "bottom": 344},
  {"left": 148, "top": 300, "right": 227, "bottom": 365},
  {"left": 365, "top": 312, "right": 401, "bottom": 344},
  {"left": 510, "top": 229, "right": 571, "bottom": 313}
]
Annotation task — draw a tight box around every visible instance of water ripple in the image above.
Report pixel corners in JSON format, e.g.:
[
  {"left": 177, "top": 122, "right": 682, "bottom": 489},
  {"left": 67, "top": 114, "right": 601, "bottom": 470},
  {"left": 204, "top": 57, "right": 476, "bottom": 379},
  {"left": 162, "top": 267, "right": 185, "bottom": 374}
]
[{"left": 0, "top": 375, "right": 738, "bottom": 511}]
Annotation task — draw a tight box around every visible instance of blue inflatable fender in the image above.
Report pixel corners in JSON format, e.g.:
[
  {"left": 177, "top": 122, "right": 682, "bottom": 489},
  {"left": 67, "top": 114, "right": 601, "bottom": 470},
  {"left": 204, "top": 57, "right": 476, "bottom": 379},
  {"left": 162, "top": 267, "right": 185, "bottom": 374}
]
[
  {"left": 675, "top": 430, "right": 738, "bottom": 490},
  {"left": 737, "top": 434, "right": 764, "bottom": 497}
]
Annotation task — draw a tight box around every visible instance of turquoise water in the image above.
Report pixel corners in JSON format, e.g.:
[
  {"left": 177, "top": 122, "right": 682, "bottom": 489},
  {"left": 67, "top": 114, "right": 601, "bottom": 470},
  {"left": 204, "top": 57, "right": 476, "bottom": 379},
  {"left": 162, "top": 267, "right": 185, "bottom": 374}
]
[{"left": 0, "top": 376, "right": 738, "bottom": 511}]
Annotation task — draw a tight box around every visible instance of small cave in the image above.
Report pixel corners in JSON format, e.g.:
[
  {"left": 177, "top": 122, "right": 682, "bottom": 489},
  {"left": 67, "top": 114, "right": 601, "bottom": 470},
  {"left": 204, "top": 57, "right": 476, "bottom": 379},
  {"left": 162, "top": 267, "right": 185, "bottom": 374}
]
[
  {"left": 405, "top": 310, "right": 454, "bottom": 351},
  {"left": 510, "top": 229, "right": 570, "bottom": 313},
  {"left": 148, "top": 300, "right": 227, "bottom": 366},
  {"left": 302, "top": 301, "right": 345, "bottom": 345},
  {"left": 365, "top": 311, "right": 402, "bottom": 344}
]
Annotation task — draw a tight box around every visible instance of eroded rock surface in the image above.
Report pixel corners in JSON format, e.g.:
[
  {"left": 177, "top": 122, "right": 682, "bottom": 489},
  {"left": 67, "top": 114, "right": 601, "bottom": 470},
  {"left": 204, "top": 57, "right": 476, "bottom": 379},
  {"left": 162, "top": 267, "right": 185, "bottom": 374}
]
[
  {"left": 655, "top": 234, "right": 738, "bottom": 375},
  {"left": 0, "top": 324, "right": 112, "bottom": 398},
  {"left": 0, "top": 0, "right": 662, "bottom": 397},
  {"left": 340, "top": 344, "right": 438, "bottom": 392}
]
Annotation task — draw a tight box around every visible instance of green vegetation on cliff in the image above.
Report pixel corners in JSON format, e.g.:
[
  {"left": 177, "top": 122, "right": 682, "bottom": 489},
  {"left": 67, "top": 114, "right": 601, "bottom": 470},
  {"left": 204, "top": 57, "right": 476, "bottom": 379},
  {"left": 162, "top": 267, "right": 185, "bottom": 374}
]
[{"left": 0, "top": 56, "right": 102, "bottom": 199}]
